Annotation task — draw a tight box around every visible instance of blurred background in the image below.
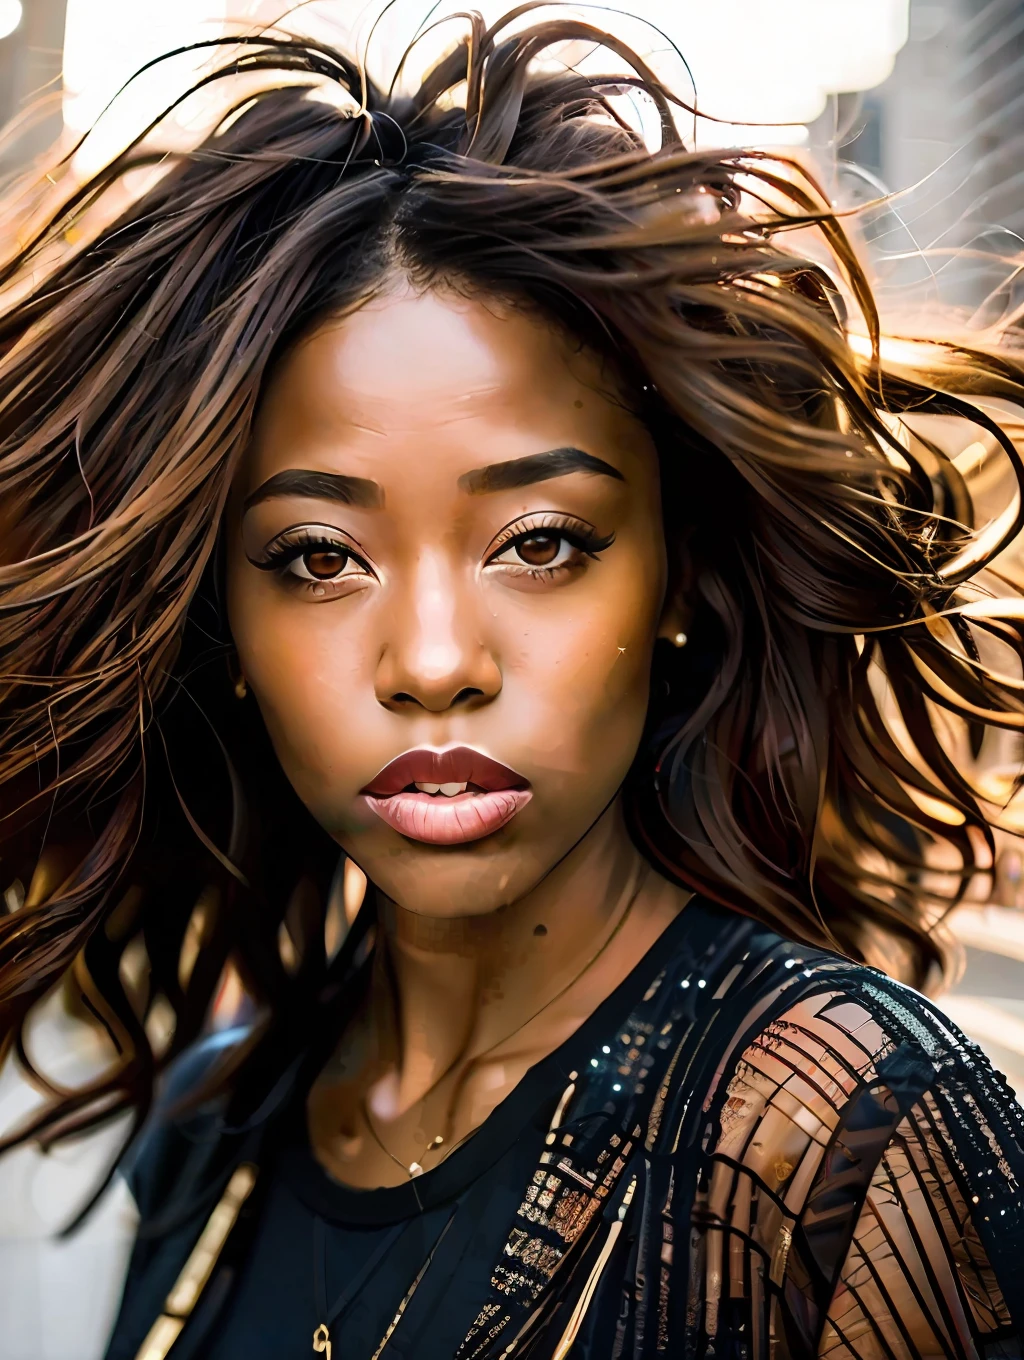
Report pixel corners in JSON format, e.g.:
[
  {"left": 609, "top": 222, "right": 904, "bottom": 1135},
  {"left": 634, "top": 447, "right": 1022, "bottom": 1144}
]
[{"left": 2, "top": 1, "right": 1024, "bottom": 1356}]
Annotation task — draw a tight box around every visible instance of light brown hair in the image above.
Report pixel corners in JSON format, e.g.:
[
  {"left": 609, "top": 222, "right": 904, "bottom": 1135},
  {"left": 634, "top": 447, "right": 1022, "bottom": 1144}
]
[{"left": 1, "top": 13, "right": 1022, "bottom": 1217}]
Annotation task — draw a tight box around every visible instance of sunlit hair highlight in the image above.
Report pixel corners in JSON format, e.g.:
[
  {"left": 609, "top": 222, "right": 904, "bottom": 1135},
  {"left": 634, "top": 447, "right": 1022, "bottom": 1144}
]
[{"left": 1, "top": 10, "right": 1023, "bottom": 1217}]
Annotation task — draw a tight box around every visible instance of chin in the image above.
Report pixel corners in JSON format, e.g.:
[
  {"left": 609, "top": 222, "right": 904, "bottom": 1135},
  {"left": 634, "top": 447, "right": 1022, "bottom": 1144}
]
[
  {"left": 392, "top": 891, "right": 514, "bottom": 920},
  {"left": 349, "top": 838, "right": 551, "bottom": 919}
]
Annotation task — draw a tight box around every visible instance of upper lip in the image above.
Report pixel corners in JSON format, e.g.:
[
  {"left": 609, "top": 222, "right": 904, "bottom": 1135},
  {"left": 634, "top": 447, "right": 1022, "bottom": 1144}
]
[{"left": 361, "top": 745, "right": 530, "bottom": 797}]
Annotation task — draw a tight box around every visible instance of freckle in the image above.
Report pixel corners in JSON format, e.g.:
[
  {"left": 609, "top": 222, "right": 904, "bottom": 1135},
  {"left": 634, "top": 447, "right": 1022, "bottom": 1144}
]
[
  {"left": 574, "top": 399, "right": 583, "bottom": 408},
  {"left": 533, "top": 924, "right": 548, "bottom": 936}
]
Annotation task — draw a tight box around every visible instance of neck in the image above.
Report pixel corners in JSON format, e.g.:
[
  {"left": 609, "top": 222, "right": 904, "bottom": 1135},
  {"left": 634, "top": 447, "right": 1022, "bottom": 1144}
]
[{"left": 368, "top": 798, "right": 674, "bottom": 1117}]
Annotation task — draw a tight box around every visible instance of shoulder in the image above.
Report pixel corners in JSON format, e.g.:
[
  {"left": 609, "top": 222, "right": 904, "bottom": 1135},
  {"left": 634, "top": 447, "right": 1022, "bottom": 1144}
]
[
  {"left": 103, "top": 1029, "right": 254, "bottom": 1360},
  {"left": 661, "top": 900, "right": 1024, "bottom": 1197},
  {"left": 685, "top": 941, "right": 1024, "bottom": 1348},
  {"left": 123, "top": 1025, "right": 251, "bottom": 1220},
  {"left": 668, "top": 897, "right": 1006, "bottom": 1093}
]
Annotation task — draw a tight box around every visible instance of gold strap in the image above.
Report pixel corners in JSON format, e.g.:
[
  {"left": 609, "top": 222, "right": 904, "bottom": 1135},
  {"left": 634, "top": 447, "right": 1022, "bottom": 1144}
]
[
  {"left": 133, "top": 1162, "right": 258, "bottom": 1360},
  {"left": 551, "top": 1175, "right": 637, "bottom": 1360}
]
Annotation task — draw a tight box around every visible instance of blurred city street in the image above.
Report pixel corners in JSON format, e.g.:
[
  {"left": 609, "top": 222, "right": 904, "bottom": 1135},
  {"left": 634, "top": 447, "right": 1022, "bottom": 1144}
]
[
  {"left": 0, "top": 993, "right": 136, "bottom": 1360},
  {"left": 946, "top": 905, "right": 1024, "bottom": 1098}
]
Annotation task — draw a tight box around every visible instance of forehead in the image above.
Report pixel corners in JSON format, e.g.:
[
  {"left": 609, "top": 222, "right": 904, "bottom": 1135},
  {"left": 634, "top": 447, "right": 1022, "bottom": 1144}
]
[{"left": 246, "top": 284, "right": 652, "bottom": 490}]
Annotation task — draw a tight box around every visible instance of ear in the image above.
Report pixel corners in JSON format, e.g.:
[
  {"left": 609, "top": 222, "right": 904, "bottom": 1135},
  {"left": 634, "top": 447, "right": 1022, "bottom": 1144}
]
[{"left": 656, "top": 534, "right": 694, "bottom": 647}]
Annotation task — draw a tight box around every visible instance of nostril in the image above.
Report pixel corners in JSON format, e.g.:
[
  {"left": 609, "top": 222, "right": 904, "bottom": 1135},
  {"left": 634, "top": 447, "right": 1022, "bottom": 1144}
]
[
  {"left": 384, "top": 686, "right": 486, "bottom": 710},
  {"left": 452, "top": 687, "right": 484, "bottom": 706}
]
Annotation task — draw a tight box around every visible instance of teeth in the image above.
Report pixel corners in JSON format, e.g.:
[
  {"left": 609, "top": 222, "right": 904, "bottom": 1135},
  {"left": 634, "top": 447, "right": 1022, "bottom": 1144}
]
[
  {"left": 414, "top": 782, "right": 441, "bottom": 794},
  {"left": 413, "top": 781, "right": 468, "bottom": 796}
]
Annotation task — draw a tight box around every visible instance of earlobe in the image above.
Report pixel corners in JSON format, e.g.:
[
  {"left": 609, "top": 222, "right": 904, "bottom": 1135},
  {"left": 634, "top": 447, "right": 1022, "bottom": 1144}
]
[
  {"left": 656, "top": 604, "right": 691, "bottom": 648},
  {"left": 227, "top": 649, "right": 248, "bottom": 700},
  {"left": 656, "top": 535, "right": 694, "bottom": 648},
  {"left": 655, "top": 581, "right": 692, "bottom": 650}
]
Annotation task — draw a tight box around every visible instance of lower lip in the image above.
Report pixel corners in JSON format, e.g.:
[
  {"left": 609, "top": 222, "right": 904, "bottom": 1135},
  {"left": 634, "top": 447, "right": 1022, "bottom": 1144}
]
[{"left": 363, "top": 788, "right": 533, "bottom": 845}]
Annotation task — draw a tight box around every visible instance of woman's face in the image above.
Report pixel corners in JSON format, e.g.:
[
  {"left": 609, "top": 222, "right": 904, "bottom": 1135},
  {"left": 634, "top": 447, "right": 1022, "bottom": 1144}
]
[{"left": 226, "top": 282, "right": 676, "bottom": 917}]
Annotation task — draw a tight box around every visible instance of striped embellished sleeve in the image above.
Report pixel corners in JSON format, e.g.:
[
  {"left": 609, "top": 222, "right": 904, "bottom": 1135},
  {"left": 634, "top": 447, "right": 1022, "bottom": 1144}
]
[{"left": 695, "top": 984, "right": 1020, "bottom": 1358}]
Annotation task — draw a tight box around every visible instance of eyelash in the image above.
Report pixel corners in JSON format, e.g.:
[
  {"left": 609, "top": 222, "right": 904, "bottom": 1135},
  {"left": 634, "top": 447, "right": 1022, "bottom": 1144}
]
[
  {"left": 484, "top": 515, "right": 614, "bottom": 578},
  {"left": 249, "top": 516, "right": 615, "bottom": 594},
  {"left": 249, "top": 526, "right": 373, "bottom": 594}
]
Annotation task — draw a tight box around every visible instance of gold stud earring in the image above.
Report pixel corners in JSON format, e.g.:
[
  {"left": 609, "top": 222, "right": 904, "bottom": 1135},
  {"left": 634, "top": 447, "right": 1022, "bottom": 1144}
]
[
  {"left": 672, "top": 632, "right": 688, "bottom": 648},
  {"left": 234, "top": 674, "right": 248, "bottom": 700}
]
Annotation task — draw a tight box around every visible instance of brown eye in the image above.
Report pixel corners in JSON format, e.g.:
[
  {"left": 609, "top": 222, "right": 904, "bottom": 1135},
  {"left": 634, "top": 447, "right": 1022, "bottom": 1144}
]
[
  {"left": 303, "top": 550, "right": 348, "bottom": 579},
  {"left": 516, "top": 533, "right": 561, "bottom": 566}
]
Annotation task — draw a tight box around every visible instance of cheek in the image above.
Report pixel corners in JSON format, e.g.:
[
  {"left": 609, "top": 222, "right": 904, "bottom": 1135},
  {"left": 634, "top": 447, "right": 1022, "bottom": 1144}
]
[
  {"left": 228, "top": 580, "right": 374, "bottom": 787},
  {"left": 505, "top": 564, "right": 661, "bottom": 786}
]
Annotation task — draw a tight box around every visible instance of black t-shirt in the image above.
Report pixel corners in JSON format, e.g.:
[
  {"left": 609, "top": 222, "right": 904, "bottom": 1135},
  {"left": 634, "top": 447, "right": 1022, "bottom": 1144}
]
[
  {"left": 207, "top": 1084, "right": 547, "bottom": 1355},
  {"left": 202, "top": 907, "right": 691, "bottom": 1358}
]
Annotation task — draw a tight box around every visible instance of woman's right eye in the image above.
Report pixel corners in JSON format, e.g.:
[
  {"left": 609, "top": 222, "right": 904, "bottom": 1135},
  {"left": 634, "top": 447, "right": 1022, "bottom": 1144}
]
[
  {"left": 285, "top": 547, "right": 358, "bottom": 582},
  {"left": 249, "top": 529, "right": 376, "bottom": 594}
]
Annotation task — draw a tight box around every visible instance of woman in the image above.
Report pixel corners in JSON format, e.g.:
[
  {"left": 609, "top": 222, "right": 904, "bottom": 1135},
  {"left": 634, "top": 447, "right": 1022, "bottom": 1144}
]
[{"left": 0, "top": 11, "right": 1021, "bottom": 1358}]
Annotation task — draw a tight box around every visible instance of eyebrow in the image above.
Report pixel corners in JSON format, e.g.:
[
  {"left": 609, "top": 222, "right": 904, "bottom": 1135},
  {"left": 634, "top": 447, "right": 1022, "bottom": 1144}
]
[
  {"left": 242, "top": 446, "right": 624, "bottom": 513},
  {"left": 242, "top": 469, "right": 383, "bottom": 513},
  {"left": 458, "top": 447, "right": 625, "bottom": 495}
]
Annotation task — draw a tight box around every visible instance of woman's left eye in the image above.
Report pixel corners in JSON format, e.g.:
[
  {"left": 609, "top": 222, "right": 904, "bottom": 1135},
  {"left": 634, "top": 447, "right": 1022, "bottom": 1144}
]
[{"left": 487, "top": 531, "right": 585, "bottom": 572}]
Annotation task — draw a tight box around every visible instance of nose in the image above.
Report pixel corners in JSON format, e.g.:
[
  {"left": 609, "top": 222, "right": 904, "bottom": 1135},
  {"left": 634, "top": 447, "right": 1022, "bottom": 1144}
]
[{"left": 374, "top": 548, "right": 501, "bottom": 713}]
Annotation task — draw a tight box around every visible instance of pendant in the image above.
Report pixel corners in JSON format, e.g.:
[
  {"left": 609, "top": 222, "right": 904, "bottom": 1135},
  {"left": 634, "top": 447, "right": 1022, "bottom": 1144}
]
[{"left": 313, "top": 1323, "right": 332, "bottom": 1358}]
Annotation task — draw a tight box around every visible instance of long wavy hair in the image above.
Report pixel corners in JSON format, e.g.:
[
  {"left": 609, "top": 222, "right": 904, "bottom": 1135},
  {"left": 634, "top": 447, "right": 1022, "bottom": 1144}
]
[{"left": 2, "top": 8, "right": 1023, "bottom": 1216}]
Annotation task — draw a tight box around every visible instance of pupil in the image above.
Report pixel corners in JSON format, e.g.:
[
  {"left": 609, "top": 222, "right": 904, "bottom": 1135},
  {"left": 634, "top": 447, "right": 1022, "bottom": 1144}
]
[
  {"left": 304, "top": 550, "right": 346, "bottom": 579},
  {"left": 518, "top": 533, "right": 560, "bottom": 566}
]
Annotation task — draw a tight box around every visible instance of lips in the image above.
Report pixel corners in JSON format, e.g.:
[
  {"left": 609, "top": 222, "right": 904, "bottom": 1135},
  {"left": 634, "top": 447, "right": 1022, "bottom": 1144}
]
[{"left": 361, "top": 746, "right": 532, "bottom": 846}]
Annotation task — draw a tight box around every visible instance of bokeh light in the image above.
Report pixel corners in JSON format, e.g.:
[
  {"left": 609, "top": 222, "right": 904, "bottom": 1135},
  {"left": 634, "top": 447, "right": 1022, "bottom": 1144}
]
[
  {"left": 0, "top": 0, "right": 23, "bottom": 43},
  {"left": 61, "top": 0, "right": 911, "bottom": 167}
]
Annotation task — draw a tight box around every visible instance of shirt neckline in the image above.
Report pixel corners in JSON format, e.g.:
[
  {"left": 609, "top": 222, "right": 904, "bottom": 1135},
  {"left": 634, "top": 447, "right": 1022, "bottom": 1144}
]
[{"left": 280, "top": 896, "right": 706, "bottom": 1225}]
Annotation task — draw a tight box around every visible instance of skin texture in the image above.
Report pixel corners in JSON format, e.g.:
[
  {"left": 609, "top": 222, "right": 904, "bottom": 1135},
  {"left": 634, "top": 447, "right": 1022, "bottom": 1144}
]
[{"left": 226, "top": 280, "right": 690, "bottom": 1185}]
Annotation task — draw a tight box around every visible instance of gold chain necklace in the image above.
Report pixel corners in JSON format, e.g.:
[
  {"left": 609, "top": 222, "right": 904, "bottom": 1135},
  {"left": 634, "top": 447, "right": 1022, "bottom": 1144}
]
[{"left": 359, "top": 866, "right": 648, "bottom": 1181}]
